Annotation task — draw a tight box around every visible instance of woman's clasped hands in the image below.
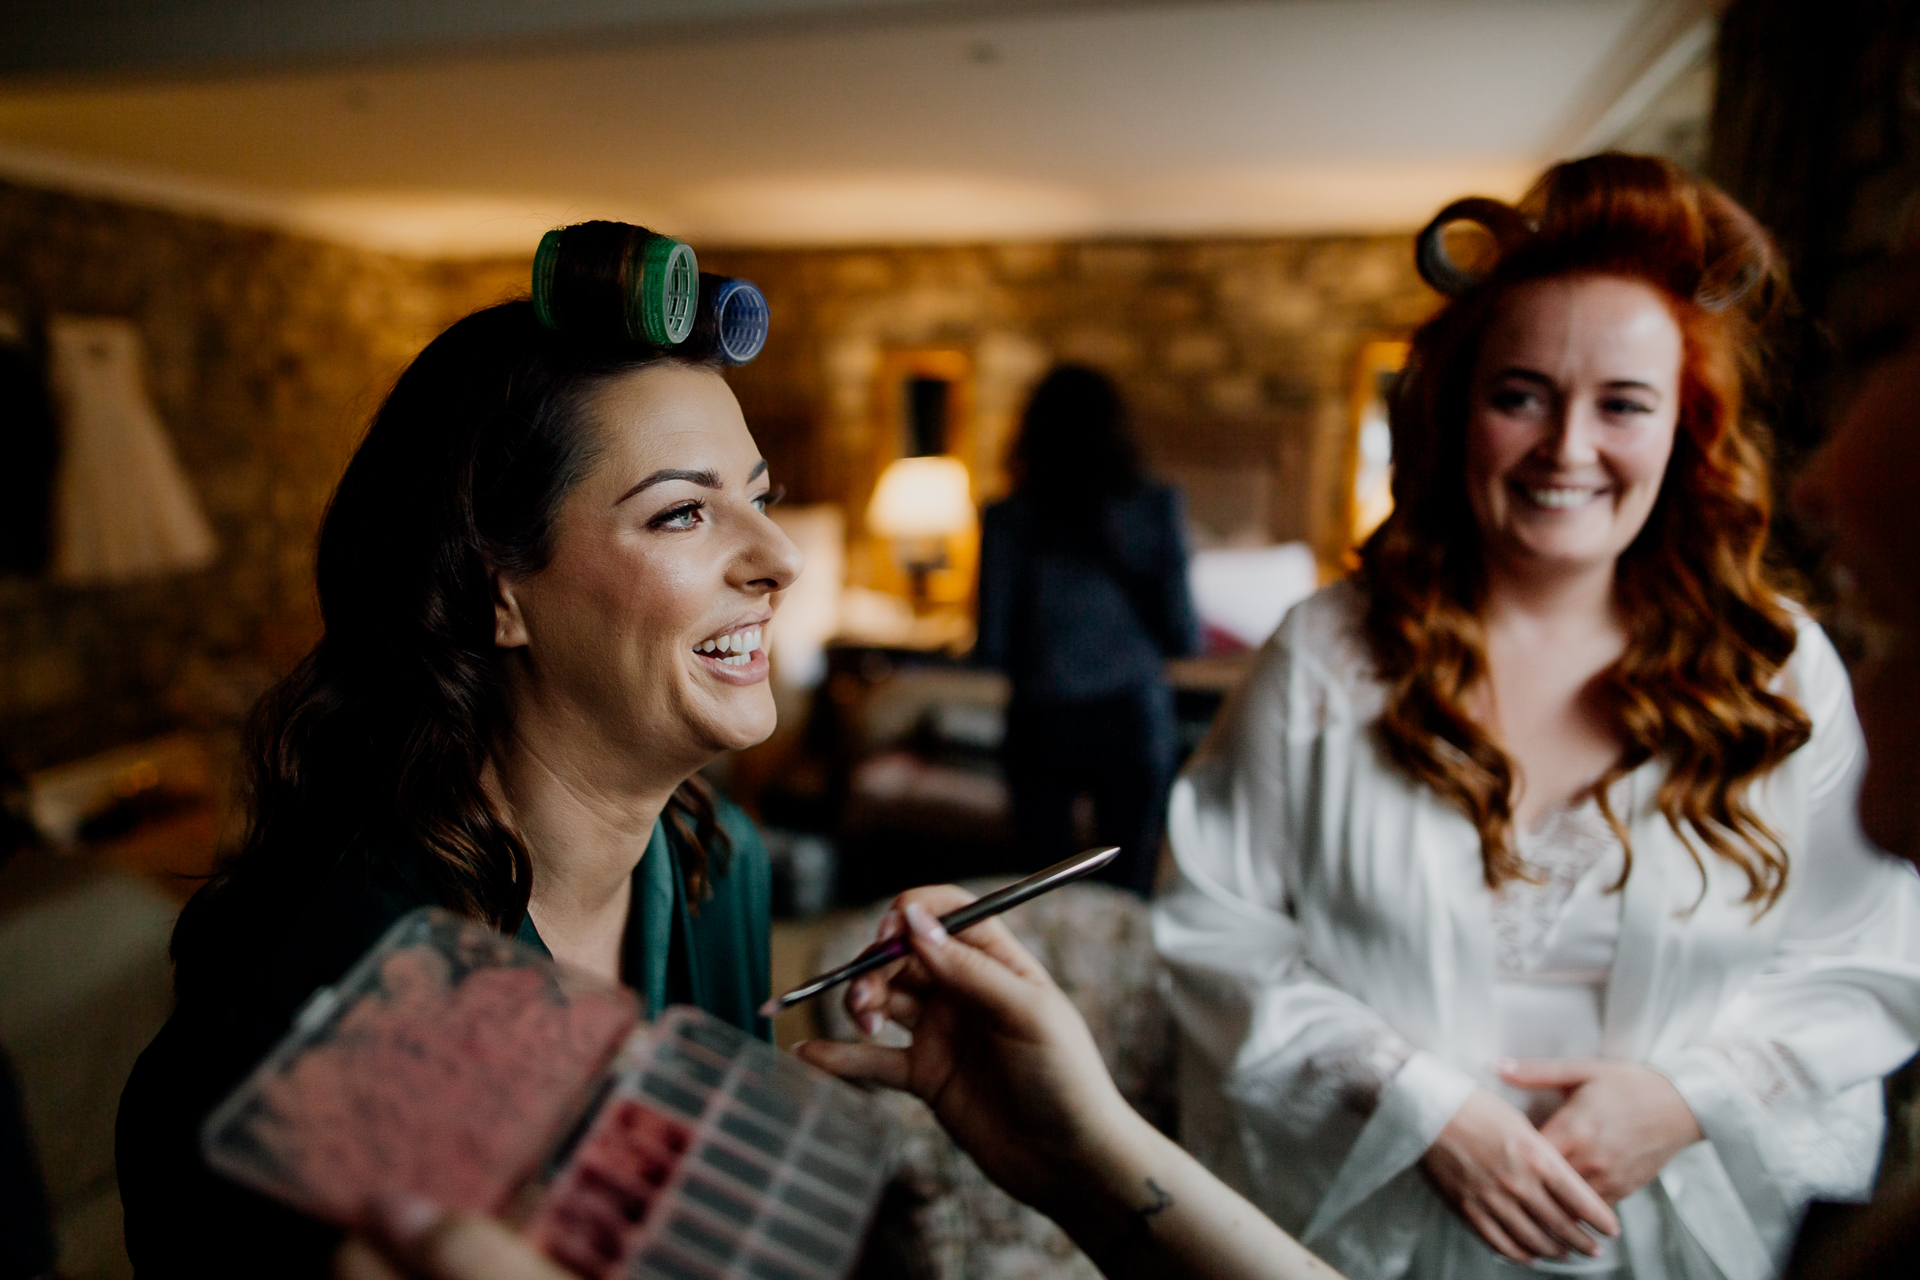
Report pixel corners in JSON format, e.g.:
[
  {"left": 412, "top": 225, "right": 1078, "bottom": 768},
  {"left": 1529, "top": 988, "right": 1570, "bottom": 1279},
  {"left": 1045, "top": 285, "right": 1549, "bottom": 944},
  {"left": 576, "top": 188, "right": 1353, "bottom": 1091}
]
[{"left": 1420, "top": 1058, "right": 1704, "bottom": 1265}]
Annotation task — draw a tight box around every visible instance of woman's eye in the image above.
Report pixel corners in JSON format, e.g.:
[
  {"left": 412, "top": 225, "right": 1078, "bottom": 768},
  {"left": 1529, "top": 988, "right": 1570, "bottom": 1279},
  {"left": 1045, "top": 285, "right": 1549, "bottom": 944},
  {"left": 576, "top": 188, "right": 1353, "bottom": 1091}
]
[
  {"left": 650, "top": 501, "right": 705, "bottom": 530},
  {"left": 1601, "top": 397, "right": 1655, "bottom": 417},
  {"left": 752, "top": 484, "right": 786, "bottom": 514},
  {"left": 1488, "top": 387, "right": 1541, "bottom": 414}
]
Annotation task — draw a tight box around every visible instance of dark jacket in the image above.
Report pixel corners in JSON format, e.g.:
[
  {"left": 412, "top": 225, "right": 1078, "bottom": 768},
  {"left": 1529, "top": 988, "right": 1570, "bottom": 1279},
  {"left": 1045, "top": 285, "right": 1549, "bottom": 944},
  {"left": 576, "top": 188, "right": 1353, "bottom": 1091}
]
[
  {"left": 116, "top": 801, "right": 770, "bottom": 1279},
  {"left": 976, "top": 482, "right": 1200, "bottom": 702}
]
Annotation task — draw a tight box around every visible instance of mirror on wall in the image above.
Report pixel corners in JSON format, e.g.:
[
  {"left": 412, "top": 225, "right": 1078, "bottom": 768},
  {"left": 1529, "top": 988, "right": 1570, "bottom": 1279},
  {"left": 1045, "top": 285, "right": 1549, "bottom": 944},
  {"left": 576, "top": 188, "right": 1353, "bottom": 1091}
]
[
  {"left": 858, "top": 347, "right": 978, "bottom": 617},
  {"left": 1347, "top": 339, "right": 1408, "bottom": 553},
  {"left": 902, "top": 374, "right": 951, "bottom": 458}
]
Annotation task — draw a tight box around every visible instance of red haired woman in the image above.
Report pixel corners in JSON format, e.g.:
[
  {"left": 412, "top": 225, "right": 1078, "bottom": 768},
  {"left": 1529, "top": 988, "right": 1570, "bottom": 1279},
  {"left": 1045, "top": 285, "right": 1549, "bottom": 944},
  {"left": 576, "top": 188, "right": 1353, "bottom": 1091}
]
[{"left": 1156, "top": 155, "right": 1920, "bottom": 1280}]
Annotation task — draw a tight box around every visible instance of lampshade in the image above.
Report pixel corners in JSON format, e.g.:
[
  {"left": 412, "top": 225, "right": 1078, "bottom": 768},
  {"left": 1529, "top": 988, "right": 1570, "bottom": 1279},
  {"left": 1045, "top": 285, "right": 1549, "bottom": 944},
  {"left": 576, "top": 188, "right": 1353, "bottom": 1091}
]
[{"left": 865, "top": 455, "right": 975, "bottom": 539}]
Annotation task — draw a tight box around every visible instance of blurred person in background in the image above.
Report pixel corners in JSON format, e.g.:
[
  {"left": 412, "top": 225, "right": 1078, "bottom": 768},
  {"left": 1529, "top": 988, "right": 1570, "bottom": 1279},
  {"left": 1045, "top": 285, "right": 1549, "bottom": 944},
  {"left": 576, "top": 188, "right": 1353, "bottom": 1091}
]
[
  {"left": 1783, "top": 295, "right": 1920, "bottom": 1280},
  {"left": 976, "top": 365, "right": 1199, "bottom": 894},
  {"left": 1154, "top": 154, "right": 1920, "bottom": 1280}
]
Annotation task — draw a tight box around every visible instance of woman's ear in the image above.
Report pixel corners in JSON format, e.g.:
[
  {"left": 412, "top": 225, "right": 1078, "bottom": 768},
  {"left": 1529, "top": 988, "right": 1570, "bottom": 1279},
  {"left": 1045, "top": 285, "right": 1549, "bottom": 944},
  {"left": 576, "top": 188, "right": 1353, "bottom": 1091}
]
[{"left": 492, "top": 571, "right": 531, "bottom": 649}]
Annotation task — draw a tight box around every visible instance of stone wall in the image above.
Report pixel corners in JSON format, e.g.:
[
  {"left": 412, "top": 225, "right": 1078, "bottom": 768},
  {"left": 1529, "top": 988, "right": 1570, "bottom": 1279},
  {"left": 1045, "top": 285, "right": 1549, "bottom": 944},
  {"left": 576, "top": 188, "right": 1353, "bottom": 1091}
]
[
  {"left": 0, "top": 178, "right": 1437, "bottom": 770},
  {"left": 0, "top": 182, "right": 516, "bottom": 769},
  {"left": 699, "top": 237, "right": 1437, "bottom": 579}
]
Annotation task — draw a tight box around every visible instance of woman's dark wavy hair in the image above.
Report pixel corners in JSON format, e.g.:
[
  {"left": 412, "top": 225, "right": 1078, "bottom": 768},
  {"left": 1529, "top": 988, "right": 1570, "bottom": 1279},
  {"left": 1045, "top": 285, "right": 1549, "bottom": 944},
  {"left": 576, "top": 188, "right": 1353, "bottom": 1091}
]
[
  {"left": 175, "top": 302, "right": 733, "bottom": 987},
  {"left": 1361, "top": 153, "right": 1810, "bottom": 912}
]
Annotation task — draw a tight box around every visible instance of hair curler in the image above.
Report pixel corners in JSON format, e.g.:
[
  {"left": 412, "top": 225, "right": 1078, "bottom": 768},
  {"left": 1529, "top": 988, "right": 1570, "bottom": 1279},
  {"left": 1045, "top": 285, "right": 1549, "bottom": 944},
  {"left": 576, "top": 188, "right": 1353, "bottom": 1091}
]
[
  {"left": 1414, "top": 197, "right": 1537, "bottom": 298},
  {"left": 532, "top": 221, "right": 700, "bottom": 346},
  {"left": 691, "top": 274, "right": 771, "bottom": 365}
]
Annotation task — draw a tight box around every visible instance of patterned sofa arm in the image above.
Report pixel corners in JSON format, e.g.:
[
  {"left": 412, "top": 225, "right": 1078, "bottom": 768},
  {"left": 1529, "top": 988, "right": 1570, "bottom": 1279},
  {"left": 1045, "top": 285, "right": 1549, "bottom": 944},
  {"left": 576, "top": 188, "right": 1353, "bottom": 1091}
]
[{"left": 812, "top": 879, "right": 1175, "bottom": 1280}]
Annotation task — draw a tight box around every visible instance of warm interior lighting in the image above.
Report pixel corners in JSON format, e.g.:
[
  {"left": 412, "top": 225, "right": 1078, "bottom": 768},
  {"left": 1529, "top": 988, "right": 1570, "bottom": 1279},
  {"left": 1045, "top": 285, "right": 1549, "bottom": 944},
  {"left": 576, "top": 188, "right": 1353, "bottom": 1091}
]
[
  {"left": 866, "top": 456, "right": 974, "bottom": 609},
  {"left": 866, "top": 455, "right": 974, "bottom": 540}
]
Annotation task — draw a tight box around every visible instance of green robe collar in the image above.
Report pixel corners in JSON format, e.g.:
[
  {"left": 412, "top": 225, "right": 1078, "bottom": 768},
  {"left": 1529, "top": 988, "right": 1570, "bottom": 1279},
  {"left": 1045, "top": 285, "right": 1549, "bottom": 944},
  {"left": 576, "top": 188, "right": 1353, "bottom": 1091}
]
[{"left": 513, "top": 814, "right": 768, "bottom": 1044}]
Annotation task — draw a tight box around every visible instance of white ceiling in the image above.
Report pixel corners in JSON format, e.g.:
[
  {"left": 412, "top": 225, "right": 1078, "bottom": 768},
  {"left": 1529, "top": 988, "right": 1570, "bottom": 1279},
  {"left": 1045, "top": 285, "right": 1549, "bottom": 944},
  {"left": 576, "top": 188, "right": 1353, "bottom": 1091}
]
[{"left": 0, "top": 0, "right": 1720, "bottom": 255}]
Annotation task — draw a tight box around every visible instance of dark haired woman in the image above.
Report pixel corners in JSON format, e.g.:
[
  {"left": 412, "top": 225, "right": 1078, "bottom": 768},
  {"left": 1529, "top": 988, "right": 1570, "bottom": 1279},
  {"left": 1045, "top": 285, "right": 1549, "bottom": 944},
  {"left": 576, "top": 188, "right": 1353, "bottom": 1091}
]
[
  {"left": 116, "top": 287, "right": 800, "bottom": 1275},
  {"left": 1155, "top": 155, "right": 1920, "bottom": 1280},
  {"left": 976, "top": 365, "right": 1199, "bottom": 894}
]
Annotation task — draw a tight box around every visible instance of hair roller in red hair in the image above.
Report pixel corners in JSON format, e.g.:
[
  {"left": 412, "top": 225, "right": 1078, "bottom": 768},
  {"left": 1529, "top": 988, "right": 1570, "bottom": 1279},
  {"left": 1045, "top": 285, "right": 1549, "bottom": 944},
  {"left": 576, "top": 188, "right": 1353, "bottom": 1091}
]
[{"left": 1415, "top": 197, "right": 1537, "bottom": 297}]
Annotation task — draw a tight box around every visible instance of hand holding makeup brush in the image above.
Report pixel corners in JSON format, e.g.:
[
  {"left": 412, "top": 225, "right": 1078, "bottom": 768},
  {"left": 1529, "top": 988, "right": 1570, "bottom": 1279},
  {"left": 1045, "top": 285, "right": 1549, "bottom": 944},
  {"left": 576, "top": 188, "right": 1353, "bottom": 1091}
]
[
  {"left": 794, "top": 885, "right": 1345, "bottom": 1280},
  {"left": 796, "top": 886, "right": 1127, "bottom": 1215}
]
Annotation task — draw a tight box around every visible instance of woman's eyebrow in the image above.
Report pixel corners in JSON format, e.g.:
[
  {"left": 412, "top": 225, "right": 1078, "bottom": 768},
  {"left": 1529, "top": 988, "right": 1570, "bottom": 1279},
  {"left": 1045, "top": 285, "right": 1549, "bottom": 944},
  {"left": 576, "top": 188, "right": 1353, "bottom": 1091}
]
[
  {"left": 618, "top": 467, "right": 720, "bottom": 504},
  {"left": 616, "top": 459, "right": 769, "bottom": 505},
  {"left": 1492, "top": 367, "right": 1555, "bottom": 387}
]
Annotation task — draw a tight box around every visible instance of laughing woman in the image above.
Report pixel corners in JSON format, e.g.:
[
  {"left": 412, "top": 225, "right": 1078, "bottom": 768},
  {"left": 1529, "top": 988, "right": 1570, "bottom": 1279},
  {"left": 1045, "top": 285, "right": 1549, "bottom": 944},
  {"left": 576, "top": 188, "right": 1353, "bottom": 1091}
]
[
  {"left": 1155, "top": 156, "right": 1920, "bottom": 1280},
  {"left": 116, "top": 229, "right": 799, "bottom": 1277}
]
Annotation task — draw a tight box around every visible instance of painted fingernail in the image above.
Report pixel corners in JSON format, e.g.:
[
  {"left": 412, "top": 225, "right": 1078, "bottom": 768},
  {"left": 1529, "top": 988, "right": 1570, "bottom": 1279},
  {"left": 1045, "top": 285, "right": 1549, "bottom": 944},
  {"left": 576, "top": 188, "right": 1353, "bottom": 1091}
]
[
  {"left": 876, "top": 910, "right": 904, "bottom": 941},
  {"left": 904, "top": 903, "right": 949, "bottom": 946},
  {"left": 370, "top": 1193, "right": 443, "bottom": 1247}
]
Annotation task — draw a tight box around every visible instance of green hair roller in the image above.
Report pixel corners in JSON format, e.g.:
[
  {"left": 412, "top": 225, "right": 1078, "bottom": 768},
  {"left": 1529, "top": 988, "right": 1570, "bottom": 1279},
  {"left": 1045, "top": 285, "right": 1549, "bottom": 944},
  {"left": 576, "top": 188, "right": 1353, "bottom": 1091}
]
[
  {"left": 629, "top": 235, "right": 699, "bottom": 346},
  {"left": 530, "top": 229, "right": 563, "bottom": 331},
  {"left": 530, "top": 221, "right": 699, "bottom": 346}
]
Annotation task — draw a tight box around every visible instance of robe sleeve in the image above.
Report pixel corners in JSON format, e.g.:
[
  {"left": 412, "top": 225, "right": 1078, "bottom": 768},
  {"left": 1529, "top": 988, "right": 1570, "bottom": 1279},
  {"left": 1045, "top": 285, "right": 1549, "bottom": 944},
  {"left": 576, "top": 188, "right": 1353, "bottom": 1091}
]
[
  {"left": 1651, "top": 625, "right": 1920, "bottom": 1242},
  {"left": 1154, "top": 600, "right": 1476, "bottom": 1237}
]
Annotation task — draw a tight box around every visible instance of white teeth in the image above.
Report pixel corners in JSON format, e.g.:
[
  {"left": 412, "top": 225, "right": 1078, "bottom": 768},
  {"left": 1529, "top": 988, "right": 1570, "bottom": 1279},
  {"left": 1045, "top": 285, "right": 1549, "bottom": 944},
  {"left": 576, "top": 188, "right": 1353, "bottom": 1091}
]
[
  {"left": 1526, "top": 487, "right": 1598, "bottom": 510},
  {"left": 695, "top": 626, "right": 763, "bottom": 661}
]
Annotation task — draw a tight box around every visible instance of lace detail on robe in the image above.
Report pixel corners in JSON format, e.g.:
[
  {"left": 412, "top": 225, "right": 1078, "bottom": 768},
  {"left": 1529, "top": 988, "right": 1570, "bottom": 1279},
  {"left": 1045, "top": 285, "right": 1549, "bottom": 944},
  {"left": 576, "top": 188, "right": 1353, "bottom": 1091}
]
[{"left": 1492, "top": 800, "right": 1618, "bottom": 976}]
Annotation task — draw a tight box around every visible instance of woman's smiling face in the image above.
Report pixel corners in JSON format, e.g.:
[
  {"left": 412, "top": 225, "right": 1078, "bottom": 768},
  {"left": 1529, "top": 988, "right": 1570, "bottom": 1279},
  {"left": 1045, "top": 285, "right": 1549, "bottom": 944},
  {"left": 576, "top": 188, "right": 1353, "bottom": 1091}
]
[
  {"left": 1464, "top": 274, "right": 1684, "bottom": 579},
  {"left": 494, "top": 362, "right": 802, "bottom": 773}
]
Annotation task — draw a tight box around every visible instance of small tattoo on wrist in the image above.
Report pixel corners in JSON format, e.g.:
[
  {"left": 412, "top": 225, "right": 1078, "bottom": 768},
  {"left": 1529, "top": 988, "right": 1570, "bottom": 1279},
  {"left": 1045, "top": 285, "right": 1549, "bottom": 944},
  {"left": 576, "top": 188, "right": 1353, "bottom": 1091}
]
[{"left": 1132, "top": 1177, "right": 1173, "bottom": 1230}]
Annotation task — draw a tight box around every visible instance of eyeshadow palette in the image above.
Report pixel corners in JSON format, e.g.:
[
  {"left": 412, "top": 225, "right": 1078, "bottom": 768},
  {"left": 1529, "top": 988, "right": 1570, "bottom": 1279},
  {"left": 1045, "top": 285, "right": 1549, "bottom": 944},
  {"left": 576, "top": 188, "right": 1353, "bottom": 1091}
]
[{"left": 202, "top": 908, "right": 896, "bottom": 1280}]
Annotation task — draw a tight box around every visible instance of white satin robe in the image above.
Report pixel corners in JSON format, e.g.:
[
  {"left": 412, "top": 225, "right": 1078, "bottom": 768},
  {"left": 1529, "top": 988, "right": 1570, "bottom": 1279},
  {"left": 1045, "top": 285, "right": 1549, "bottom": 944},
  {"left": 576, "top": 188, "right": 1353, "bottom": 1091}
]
[{"left": 1154, "top": 582, "right": 1920, "bottom": 1280}]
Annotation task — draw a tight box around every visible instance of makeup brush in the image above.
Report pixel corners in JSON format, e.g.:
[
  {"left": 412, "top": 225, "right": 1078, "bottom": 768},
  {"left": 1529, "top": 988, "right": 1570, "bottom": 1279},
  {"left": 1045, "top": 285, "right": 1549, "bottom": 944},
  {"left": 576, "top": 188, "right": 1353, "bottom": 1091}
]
[{"left": 759, "top": 845, "right": 1121, "bottom": 1017}]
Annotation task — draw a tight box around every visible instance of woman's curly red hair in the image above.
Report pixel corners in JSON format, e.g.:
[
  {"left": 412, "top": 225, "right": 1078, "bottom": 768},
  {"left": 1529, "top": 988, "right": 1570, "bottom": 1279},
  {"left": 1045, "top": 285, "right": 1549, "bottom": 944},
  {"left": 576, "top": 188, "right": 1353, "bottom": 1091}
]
[{"left": 1360, "top": 153, "right": 1810, "bottom": 911}]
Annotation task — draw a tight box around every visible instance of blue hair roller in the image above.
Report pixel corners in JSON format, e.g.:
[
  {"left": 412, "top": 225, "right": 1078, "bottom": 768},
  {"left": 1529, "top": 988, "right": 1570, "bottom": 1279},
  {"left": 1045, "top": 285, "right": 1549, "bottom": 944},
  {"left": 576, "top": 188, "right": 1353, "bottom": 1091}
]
[{"left": 700, "top": 275, "right": 770, "bottom": 365}]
